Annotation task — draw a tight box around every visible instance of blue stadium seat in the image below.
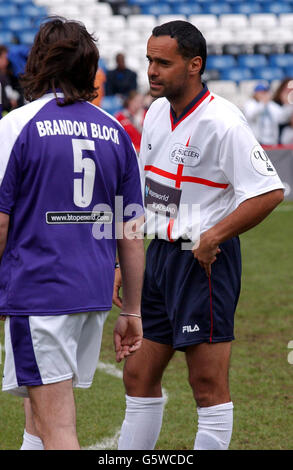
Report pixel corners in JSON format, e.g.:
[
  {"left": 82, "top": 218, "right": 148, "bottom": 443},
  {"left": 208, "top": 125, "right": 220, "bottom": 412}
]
[
  {"left": 202, "top": 2, "right": 232, "bottom": 15},
  {"left": 238, "top": 54, "right": 268, "bottom": 69},
  {"left": 220, "top": 67, "right": 253, "bottom": 82},
  {"left": 4, "top": 16, "right": 32, "bottom": 32},
  {"left": 252, "top": 66, "right": 285, "bottom": 81},
  {"left": 269, "top": 54, "right": 293, "bottom": 69},
  {"left": 0, "top": 4, "right": 18, "bottom": 17},
  {"left": 262, "top": 2, "right": 293, "bottom": 14},
  {"left": 0, "top": 30, "right": 15, "bottom": 45},
  {"left": 101, "top": 96, "right": 123, "bottom": 115},
  {"left": 232, "top": 3, "right": 262, "bottom": 14},
  {"left": 283, "top": 66, "right": 293, "bottom": 77},
  {"left": 20, "top": 4, "right": 47, "bottom": 18},
  {"left": 140, "top": 3, "right": 172, "bottom": 15},
  {"left": 17, "top": 29, "right": 38, "bottom": 46},
  {"left": 206, "top": 55, "right": 237, "bottom": 71},
  {"left": 172, "top": 4, "right": 203, "bottom": 15}
]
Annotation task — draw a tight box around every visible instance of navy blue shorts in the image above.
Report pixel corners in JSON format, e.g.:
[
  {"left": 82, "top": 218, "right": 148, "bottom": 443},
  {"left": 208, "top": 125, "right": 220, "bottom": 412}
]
[{"left": 141, "top": 237, "right": 241, "bottom": 351}]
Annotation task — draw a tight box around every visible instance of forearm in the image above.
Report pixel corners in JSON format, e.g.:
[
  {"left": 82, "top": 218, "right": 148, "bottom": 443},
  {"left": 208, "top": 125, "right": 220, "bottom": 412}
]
[
  {"left": 0, "top": 213, "right": 9, "bottom": 262},
  {"left": 117, "top": 237, "right": 145, "bottom": 313},
  {"left": 205, "top": 189, "right": 284, "bottom": 246}
]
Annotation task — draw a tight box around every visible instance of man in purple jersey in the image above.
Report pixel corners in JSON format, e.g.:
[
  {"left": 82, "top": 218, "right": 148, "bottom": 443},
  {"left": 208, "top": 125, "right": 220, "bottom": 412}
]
[{"left": 0, "top": 18, "right": 144, "bottom": 450}]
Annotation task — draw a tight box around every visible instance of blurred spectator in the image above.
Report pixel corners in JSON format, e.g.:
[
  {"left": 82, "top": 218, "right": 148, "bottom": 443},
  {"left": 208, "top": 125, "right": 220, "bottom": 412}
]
[
  {"left": 0, "top": 45, "right": 20, "bottom": 114},
  {"left": 106, "top": 53, "right": 137, "bottom": 98},
  {"left": 272, "top": 77, "right": 293, "bottom": 140},
  {"left": 91, "top": 58, "right": 107, "bottom": 107},
  {"left": 243, "top": 81, "right": 292, "bottom": 146},
  {"left": 280, "top": 114, "right": 293, "bottom": 145},
  {"left": 115, "top": 90, "right": 145, "bottom": 152}
]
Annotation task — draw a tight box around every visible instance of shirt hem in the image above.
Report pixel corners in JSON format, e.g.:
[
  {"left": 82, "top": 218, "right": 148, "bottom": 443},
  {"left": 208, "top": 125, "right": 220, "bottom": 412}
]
[{"left": 0, "top": 306, "right": 112, "bottom": 316}]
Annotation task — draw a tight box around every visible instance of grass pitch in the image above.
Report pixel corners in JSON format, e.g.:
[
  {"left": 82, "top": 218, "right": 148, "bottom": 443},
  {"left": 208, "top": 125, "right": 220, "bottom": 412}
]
[{"left": 0, "top": 201, "right": 292, "bottom": 450}]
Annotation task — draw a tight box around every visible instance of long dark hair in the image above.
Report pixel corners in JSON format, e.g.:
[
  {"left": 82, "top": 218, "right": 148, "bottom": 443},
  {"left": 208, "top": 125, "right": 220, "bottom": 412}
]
[{"left": 20, "top": 17, "right": 99, "bottom": 105}]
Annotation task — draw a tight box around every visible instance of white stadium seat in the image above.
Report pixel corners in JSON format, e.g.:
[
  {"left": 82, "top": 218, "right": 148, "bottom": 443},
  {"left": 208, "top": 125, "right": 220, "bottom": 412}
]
[
  {"left": 127, "top": 15, "right": 158, "bottom": 33},
  {"left": 279, "top": 13, "right": 293, "bottom": 29},
  {"left": 189, "top": 15, "right": 218, "bottom": 31},
  {"left": 219, "top": 14, "right": 249, "bottom": 30},
  {"left": 234, "top": 28, "right": 265, "bottom": 45},
  {"left": 249, "top": 14, "right": 279, "bottom": 31},
  {"left": 158, "top": 14, "right": 187, "bottom": 24},
  {"left": 204, "top": 29, "right": 234, "bottom": 45}
]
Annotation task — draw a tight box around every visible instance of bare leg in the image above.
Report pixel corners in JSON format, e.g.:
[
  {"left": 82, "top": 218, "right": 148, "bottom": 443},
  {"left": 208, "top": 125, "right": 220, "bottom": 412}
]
[{"left": 28, "top": 379, "right": 80, "bottom": 450}]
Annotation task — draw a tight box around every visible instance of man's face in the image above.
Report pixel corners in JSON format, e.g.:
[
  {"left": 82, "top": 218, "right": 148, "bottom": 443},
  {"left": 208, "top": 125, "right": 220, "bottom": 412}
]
[{"left": 146, "top": 35, "right": 190, "bottom": 100}]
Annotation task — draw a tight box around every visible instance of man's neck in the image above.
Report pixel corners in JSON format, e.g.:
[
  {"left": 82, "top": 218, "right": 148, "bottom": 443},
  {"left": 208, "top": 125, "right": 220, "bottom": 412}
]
[{"left": 170, "top": 82, "right": 204, "bottom": 118}]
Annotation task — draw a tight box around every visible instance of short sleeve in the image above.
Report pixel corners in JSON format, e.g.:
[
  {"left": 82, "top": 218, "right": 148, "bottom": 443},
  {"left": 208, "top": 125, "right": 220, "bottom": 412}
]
[
  {"left": 118, "top": 141, "right": 144, "bottom": 222},
  {"left": 0, "top": 116, "right": 22, "bottom": 214},
  {"left": 219, "top": 121, "right": 284, "bottom": 207}
]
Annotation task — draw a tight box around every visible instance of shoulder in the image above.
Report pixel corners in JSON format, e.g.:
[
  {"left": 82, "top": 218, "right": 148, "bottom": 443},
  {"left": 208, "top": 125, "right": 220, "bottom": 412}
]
[
  {"left": 205, "top": 93, "right": 249, "bottom": 133},
  {"left": 144, "top": 98, "right": 169, "bottom": 123}
]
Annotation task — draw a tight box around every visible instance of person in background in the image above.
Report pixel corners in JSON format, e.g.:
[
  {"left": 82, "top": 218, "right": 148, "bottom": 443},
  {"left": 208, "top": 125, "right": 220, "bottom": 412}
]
[
  {"left": 0, "top": 45, "right": 20, "bottom": 114},
  {"left": 106, "top": 52, "right": 137, "bottom": 98},
  {"left": 243, "top": 81, "right": 292, "bottom": 146},
  {"left": 115, "top": 91, "right": 145, "bottom": 152}
]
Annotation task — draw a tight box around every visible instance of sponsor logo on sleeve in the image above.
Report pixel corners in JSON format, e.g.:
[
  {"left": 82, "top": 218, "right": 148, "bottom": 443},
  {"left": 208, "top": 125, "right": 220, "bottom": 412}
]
[{"left": 250, "top": 145, "right": 277, "bottom": 176}]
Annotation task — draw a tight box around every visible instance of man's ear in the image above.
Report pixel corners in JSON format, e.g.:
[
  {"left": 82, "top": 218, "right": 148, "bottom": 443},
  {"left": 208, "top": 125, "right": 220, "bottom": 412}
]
[{"left": 189, "top": 56, "right": 202, "bottom": 76}]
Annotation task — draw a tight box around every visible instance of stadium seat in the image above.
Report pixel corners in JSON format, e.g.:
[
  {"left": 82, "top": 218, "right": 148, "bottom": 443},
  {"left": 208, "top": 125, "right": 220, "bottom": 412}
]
[
  {"left": 101, "top": 95, "right": 123, "bottom": 115},
  {"left": 238, "top": 54, "right": 268, "bottom": 69},
  {"left": 232, "top": 3, "right": 262, "bottom": 14},
  {"left": 127, "top": 14, "right": 157, "bottom": 33},
  {"left": 263, "top": 2, "right": 293, "bottom": 15},
  {"left": 223, "top": 44, "right": 254, "bottom": 56},
  {"left": 158, "top": 14, "right": 187, "bottom": 25},
  {"left": 279, "top": 13, "right": 293, "bottom": 29},
  {"left": 220, "top": 67, "right": 253, "bottom": 82},
  {"left": 171, "top": 4, "right": 203, "bottom": 15},
  {"left": 4, "top": 16, "right": 32, "bottom": 32},
  {"left": 269, "top": 54, "right": 293, "bottom": 69},
  {"left": 0, "top": 30, "right": 15, "bottom": 46},
  {"left": 234, "top": 28, "right": 265, "bottom": 45},
  {"left": 202, "top": 3, "right": 232, "bottom": 15},
  {"left": 0, "top": 4, "right": 19, "bottom": 17},
  {"left": 283, "top": 66, "right": 293, "bottom": 78},
  {"left": 17, "top": 29, "right": 38, "bottom": 46},
  {"left": 20, "top": 4, "right": 47, "bottom": 18},
  {"left": 206, "top": 55, "right": 237, "bottom": 70},
  {"left": 252, "top": 66, "right": 285, "bottom": 81},
  {"left": 254, "top": 43, "right": 286, "bottom": 55},
  {"left": 264, "top": 27, "right": 293, "bottom": 44},
  {"left": 219, "top": 14, "right": 249, "bottom": 30},
  {"left": 189, "top": 14, "right": 218, "bottom": 31},
  {"left": 249, "top": 13, "right": 279, "bottom": 30},
  {"left": 140, "top": 4, "right": 172, "bottom": 15},
  {"left": 204, "top": 29, "right": 234, "bottom": 44}
]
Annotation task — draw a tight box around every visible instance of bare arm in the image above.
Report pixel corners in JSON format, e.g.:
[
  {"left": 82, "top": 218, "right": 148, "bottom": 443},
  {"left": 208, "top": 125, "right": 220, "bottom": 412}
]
[
  {"left": 0, "top": 212, "right": 9, "bottom": 321},
  {"left": 193, "top": 189, "right": 284, "bottom": 276},
  {"left": 113, "top": 215, "right": 145, "bottom": 362}
]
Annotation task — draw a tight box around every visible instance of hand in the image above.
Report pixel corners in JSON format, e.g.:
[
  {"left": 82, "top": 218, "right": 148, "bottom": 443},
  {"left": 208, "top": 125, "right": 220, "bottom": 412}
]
[
  {"left": 113, "top": 315, "right": 143, "bottom": 363},
  {"left": 0, "top": 316, "right": 6, "bottom": 321},
  {"left": 112, "top": 267, "right": 122, "bottom": 309},
  {"left": 192, "top": 231, "right": 221, "bottom": 277}
]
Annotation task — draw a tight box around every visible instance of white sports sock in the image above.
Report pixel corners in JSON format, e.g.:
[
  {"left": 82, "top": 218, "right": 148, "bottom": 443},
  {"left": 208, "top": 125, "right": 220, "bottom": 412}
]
[
  {"left": 118, "top": 395, "right": 165, "bottom": 450},
  {"left": 20, "top": 429, "right": 44, "bottom": 450},
  {"left": 194, "top": 401, "right": 234, "bottom": 450}
]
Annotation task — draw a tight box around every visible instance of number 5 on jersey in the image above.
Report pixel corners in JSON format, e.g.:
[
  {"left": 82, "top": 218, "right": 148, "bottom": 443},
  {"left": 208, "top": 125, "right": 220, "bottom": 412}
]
[{"left": 72, "top": 139, "right": 96, "bottom": 208}]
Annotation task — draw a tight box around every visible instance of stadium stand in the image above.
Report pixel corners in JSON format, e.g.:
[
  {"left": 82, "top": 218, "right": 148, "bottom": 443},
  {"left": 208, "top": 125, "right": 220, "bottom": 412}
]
[{"left": 1, "top": 0, "right": 293, "bottom": 114}]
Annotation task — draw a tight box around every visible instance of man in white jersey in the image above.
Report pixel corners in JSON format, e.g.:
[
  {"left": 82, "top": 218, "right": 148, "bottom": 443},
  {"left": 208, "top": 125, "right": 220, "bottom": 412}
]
[
  {"left": 0, "top": 18, "right": 144, "bottom": 450},
  {"left": 113, "top": 21, "right": 284, "bottom": 450}
]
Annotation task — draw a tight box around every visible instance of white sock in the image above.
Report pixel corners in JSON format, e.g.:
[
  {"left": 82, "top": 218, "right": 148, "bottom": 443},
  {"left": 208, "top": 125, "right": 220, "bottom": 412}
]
[
  {"left": 20, "top": 429, "right": 44, "bottom": 450},
  {"left": 118, "top": 395, "right": 165, "bottom": 450},
  {"left": 194, "top": 401, "right": 234, "bottom": 450}
]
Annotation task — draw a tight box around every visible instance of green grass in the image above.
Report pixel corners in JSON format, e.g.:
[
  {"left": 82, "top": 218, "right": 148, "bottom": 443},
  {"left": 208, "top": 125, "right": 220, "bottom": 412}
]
[{"left": 0, "top": 201, "right": 292, "bottom": 450}]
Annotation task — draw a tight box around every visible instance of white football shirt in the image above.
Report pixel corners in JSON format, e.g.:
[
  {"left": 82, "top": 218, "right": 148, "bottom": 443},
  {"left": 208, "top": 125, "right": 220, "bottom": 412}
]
[{"left": 139, "top": 85, "right": 284, "bottom": 243}]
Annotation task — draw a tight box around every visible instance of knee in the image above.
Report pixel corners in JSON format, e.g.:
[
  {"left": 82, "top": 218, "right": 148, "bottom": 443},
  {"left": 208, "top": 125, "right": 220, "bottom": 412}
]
[
  {"left": 123, "top": 360, "right": 162, "bottom": 397},
  {"left": 188, "top": 371, "right": 229, "bottom": 408}
]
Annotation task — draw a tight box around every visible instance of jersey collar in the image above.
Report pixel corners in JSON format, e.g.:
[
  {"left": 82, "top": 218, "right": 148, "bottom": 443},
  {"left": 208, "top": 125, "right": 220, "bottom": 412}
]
[{"left": 170, "top": 83, "right": 210, "bottom": 131}]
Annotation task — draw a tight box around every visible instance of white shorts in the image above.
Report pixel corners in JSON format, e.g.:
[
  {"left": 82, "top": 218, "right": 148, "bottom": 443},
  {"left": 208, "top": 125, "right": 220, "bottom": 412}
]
[{"left": 2, "top": 311, "right": 109, "bottom": 397}]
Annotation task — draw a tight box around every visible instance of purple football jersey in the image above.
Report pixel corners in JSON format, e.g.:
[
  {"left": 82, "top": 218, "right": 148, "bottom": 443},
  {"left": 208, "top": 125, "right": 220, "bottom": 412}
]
[{"left": 0, "top": 93, "right": 143, "bottom": 315}]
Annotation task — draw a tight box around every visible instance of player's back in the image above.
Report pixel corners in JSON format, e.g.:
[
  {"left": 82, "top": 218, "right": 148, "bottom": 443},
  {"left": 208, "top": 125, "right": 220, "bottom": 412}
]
[{"left": 0, "top": 93, "right": 142, "bottom": 315}]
